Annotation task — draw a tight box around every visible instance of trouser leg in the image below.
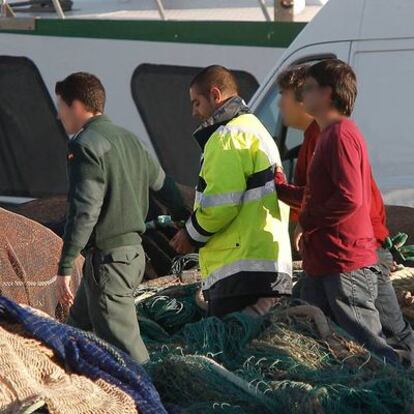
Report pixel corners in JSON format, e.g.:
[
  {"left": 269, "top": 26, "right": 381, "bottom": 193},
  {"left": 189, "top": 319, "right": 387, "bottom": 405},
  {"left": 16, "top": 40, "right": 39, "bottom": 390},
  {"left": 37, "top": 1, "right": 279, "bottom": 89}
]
[
  {"left": 375, "top": 261, "right": 414, "bottom": 362},
  {"left": 83, "top": 245, "right": 149, "bottom": 364},
  {"left": 323, "top": 267, "right": 399, "bottom": 365},
  {"left": 66, "top": 260, "right": 93, "bottom": 331},
  {"left": 299, "top": 273, "right": 332, "bottom": 317},
  {"left": 292, "top": 271, "right": 305, "bottom": 299}
]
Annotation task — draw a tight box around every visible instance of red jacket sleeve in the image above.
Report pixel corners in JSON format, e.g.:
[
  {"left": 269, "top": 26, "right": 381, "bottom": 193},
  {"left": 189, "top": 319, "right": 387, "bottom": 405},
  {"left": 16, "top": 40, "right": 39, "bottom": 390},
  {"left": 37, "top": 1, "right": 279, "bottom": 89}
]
[
  {"left": 274, "top": 170, "right": 305, "bottom": 210},
  {"left": 370, "top": 174, "right": 389, "bottom": 243}
]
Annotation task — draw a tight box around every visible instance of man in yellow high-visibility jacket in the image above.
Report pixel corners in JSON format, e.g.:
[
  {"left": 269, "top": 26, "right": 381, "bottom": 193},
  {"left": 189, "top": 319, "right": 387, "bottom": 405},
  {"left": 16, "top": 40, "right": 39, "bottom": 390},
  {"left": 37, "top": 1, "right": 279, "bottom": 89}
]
[{"left": 171, "top": 65, "right": 292, "bottom": 316}]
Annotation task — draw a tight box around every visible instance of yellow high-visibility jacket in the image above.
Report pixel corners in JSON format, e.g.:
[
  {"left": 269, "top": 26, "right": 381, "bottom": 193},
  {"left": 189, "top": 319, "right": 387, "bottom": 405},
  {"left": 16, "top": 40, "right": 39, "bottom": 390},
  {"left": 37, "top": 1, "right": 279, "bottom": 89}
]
[{"left": 185, "top": 98, "right": 292, "bottom": 299}]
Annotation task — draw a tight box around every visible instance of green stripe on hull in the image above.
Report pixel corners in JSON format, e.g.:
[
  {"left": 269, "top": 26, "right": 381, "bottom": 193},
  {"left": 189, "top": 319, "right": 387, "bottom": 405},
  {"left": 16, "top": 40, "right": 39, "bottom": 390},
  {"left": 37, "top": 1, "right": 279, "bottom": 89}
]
[{"left": 0, "top": 19, "right": 306, "bottom": 48}]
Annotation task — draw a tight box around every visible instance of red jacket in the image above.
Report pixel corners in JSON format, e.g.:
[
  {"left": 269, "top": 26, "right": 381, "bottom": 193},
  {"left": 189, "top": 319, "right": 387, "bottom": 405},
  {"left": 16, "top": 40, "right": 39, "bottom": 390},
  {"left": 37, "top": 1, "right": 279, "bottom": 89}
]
[
  {"left": 294, "top": 121, "right": 320, "bottom": 187},
  {"left": 290, "top": 121, "right": 320, "bottom": 222},
  {"left": 299, "top": 119, "right": 378, "bottom": 276},
  {"left": 276, "top": 121, "right": 389, "bottom": 245}
]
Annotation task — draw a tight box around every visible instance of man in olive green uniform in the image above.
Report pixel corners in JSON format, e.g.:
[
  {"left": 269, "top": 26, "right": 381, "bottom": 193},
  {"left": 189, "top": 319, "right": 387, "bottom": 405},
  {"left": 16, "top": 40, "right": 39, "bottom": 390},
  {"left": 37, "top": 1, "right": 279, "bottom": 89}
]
[{"left": 55, "top": 72, "right": 185, "bottom": 363}]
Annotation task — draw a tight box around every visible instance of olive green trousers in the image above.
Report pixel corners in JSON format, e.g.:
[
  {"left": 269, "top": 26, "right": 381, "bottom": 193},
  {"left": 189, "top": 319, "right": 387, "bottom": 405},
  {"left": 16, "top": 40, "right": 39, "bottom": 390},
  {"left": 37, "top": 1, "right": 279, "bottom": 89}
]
[{"left": 67, "top": 244, "right": 149, "bottom": 364}]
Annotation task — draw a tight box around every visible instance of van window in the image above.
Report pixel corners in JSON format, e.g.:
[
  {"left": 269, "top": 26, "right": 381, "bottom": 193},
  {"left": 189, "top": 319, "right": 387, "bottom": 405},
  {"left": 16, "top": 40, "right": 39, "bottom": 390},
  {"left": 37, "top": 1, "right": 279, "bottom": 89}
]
[
  {"left": 282, "top": 127, "right": 304, "bottom": 180},
  {"left": 254, "top": 84, "right": 282, "bottom": 143},
  {"left": 0, "top": 56, "right": 68, "bottom": 198},
  {"left": 285, "top": 127, "right": 303, "bottom": 152}
]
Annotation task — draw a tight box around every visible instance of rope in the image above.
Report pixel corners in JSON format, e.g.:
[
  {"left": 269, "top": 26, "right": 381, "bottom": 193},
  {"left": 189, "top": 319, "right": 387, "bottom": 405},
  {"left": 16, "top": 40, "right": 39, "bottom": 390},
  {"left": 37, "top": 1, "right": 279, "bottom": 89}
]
[{"left": 171, "top": 254, "right": 199, "bottom": 280}]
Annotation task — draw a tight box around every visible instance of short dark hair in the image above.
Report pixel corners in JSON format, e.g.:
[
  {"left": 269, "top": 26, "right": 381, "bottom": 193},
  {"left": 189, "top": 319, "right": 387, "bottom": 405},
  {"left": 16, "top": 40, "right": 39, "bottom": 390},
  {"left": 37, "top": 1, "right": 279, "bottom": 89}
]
[
  {"left": 190, "top": 65, "right": 239, "bottom": 97},
  {"left": 276, "top": 64, "right": 309, "bottom": 101},
  {"left": 307, "top": 59, "right": 357, "bottom": 116},
  {"left": 55, "top": 72, "right": 106, "bottom": 113}
]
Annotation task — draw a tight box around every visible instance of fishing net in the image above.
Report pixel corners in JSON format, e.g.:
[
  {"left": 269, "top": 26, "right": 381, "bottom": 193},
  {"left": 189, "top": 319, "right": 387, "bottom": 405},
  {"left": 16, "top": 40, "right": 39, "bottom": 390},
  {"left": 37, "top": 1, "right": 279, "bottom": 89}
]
[
  {"left": 6, "top": 196, "right": 68, "bottom": 236},
  {"left": 0, "top": 208, "right": 82, "bottom": 319},
  {"left": 390, "top": 266, "right": 414, "bottom": 321},
  {"left": 3, "top": 197, "right": 414, "bottom": 413},
  {"left": 134, "top": 276, "right": 414, "bottom": 414},
  {"left": 0, "top": 321, "right": 138, "bottom": 414}
]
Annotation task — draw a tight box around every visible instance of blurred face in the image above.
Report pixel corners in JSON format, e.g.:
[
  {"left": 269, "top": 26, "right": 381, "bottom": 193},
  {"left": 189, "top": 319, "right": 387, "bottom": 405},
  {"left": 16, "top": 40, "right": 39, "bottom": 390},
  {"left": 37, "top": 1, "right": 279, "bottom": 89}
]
[
  {"left": 56, "top": 96, "right": 86, "bottom": 135},
  {"left": 190, "top": 85, "right": 222, "bottom": 122},
  {"left": 302, "top": 76, "right": 331, "bottom": 117},
  {"left": 278, "top": 89, "right": 307, "bottom": 129}
]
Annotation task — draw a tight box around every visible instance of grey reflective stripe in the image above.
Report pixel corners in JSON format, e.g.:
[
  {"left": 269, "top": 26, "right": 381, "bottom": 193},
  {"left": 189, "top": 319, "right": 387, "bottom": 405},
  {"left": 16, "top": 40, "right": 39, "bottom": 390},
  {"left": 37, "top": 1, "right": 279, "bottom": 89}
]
[
  {"left": 216, "top": 123, "right": 281, "bottom": 166},
  {"left": 185, "top": 218, "right": 211, "bottom": 244},
  {"left": 195, "top": 191, "right": 203, "bottom": 205},
  {"left": 202, "top": 259, "right": 293, "bottom": 291},
  {"left": 243, "top": 180, "right": 275, "bottom": 202},
  {"left": 198, "top": 180, "right": 275, "bottom": 209},
  {"left": 152, "top": 168, "right": 166, "bottom": 192},
  {"left": 200, "top": 191, "right": 243, "bottom": 208}
]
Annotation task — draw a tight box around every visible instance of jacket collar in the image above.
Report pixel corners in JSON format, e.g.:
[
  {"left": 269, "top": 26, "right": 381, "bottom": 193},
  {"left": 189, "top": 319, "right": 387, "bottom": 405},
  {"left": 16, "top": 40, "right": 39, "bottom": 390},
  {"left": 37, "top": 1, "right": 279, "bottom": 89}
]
[
  {"left": 82, "top": 114, "right": 110, "bottom": 130},
  {"left": 193, "top": 96, "right": 251, "bottom": 150},
  {"left": 70, "top": 114, "right": 110, "bottom": 142}
]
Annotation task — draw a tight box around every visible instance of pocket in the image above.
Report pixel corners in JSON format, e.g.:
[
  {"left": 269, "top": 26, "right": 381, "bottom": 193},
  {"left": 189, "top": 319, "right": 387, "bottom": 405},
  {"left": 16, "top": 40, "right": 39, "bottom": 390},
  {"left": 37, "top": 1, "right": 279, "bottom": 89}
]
[
  {"left": 97, "top": 246, "right": 144, "bottom": 295},
  {"left": 87, "top": 253, "right": 109, "bottom": 290},
  {"left": 367, "top": 265, "right": 382, "bottom": 277},
  {"left": 102, "top": 246, "right": 141, "bottom": 264},
  {"left": 205, "top": 232, "right": 241, "bottom": 251},
  {"left": 201, "top": 232, "right": 240, "bottom": 276}
]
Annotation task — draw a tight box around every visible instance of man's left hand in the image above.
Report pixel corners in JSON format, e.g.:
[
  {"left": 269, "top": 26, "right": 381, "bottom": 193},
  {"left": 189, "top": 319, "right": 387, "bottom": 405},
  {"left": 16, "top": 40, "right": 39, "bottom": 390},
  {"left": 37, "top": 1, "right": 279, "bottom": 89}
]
[
  {"left": 170, "top": 229, "right": 195, "bottom": 254},
  {"left": 56, "top": 275, "right": 74, "bottom": 307}
]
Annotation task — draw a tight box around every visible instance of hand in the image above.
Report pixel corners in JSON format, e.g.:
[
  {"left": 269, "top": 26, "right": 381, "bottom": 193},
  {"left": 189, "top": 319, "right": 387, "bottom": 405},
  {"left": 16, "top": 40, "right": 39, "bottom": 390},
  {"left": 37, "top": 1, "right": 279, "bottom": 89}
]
[
  {"left": 274, "top": 165, "right": 287, "bottom": 185},
  {"left": 294, "top": 223, "right": 304, "bottom": 254},
  {"left": 56, "top": 275, "right": 74, "bottom": 307},
  {"left": 170, "top": 229, "right": 195, "bottom": 254}
]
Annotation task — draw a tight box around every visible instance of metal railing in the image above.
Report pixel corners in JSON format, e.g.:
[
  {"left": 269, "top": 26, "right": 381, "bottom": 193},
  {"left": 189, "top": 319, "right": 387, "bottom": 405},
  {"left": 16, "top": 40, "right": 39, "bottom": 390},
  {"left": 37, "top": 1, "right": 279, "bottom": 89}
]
[
  {"left": 1, "top": 0, "right": 66, "bottom": 18},
  {"left": 0, "top": 1, "right": 304, "bottom": 22}
]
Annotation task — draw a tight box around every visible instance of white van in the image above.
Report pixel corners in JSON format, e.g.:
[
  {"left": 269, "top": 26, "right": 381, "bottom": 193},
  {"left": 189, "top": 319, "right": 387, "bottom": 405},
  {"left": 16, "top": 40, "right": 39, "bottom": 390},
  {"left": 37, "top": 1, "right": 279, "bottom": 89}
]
[{"left": 250, "top": 0, "right": 414, "bottom": 208}]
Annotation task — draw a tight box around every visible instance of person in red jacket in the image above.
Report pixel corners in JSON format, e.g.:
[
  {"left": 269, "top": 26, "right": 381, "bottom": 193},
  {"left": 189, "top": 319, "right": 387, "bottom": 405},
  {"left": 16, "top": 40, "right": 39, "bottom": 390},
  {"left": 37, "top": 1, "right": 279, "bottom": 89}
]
[
  {"left": 276, "top": 65, "right": 389, "bottom": 246},
  {"left": 273, "top": 60, "right": 411, "bottom": 365}
]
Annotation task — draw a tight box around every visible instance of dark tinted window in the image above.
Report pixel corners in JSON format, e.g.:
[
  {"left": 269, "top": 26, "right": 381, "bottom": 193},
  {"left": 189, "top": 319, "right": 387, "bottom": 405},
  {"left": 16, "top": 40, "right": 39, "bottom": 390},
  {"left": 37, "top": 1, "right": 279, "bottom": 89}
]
[{"left": 0, "top": 56, "right": 68, "bottom": 197}]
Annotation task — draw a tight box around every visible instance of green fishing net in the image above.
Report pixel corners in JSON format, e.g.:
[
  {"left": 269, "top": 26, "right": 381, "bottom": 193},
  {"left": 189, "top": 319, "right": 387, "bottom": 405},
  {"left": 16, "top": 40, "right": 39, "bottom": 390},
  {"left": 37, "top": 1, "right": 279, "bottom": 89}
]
[{"left": 135, "top": 283, "right": 414, "bottom": 414}]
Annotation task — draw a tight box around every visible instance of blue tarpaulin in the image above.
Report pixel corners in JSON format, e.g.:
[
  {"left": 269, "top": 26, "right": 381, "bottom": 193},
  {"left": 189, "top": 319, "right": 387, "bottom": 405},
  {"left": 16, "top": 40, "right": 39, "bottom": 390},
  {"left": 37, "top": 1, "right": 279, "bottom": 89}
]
[{"left": 0, "top": 295, "right": 168, "bottom": 414}]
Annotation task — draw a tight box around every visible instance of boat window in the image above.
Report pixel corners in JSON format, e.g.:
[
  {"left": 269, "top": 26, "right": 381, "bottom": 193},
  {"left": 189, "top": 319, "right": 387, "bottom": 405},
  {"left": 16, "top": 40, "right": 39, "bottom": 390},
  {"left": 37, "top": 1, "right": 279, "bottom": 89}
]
[{"left": 0, "top": 56, "right": 68, "bottom": 197}]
